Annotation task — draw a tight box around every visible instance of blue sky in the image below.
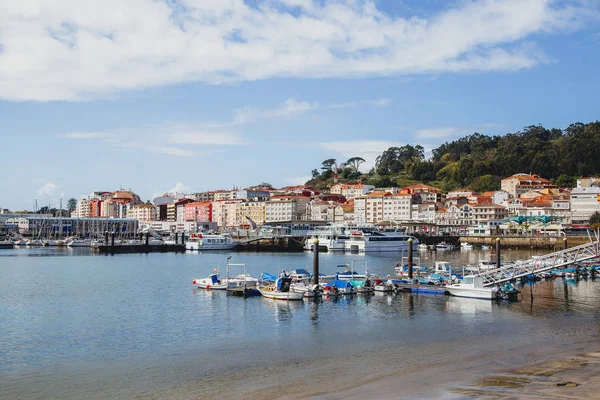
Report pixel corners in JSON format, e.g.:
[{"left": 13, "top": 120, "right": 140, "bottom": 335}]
[{"left": 1, "top": 0, "right": 599, "bottom": 210}]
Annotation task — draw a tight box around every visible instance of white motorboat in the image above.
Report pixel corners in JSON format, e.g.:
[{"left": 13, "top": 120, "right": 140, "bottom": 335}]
[
  {"left": 460, "top": 242, "right": 473, "bottom": 250},
  {"left": 14, "top": 239, "right": 28, "bottom": 246},
  {"left": 67, "top": 238, "right": 92, "bottom": 247},
  {"left": 26, "top": 239, "right": 46, "bottom": 246},
  {"left": 186, "top": 233, "right": 238, "bottom": 251},
  {"left": 304, "top": 230, "right": 347, "bottom": 252},
  {"left": 288, "top": 268, "right": 311, "bottom": 282},
  {"left": 445, "top": 276, "right": 499, "bottom": 300},
  {"left": 344, "top": 231, "right": 419, "bottom": 253},
  {"left": 436, "top": 242, "right": 456, "bottom": 250},
  {"left": 481, "top": 245, "right": 491, "bottom": 250},
  {"left": 418, "top": 243, "right": 429, "bottom": 251},
  {"left": 192, "top": 271, "right": 228, "bottom": 290},
  {"left": 259, "top": 277, "right": 304, "bottom": 301}
]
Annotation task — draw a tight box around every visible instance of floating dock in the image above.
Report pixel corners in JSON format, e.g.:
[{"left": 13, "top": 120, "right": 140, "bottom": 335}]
[
  {"left": 393, "top": 283, "right": 448, "bottom": 295},
  {"left": 94, "top": 244, "right": 186, "bottom": 254}
]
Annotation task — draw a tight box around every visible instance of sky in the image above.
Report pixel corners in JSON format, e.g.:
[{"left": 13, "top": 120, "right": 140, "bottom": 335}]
[{"left": 1, "top": 0, "right": 600, "bottom": 210}]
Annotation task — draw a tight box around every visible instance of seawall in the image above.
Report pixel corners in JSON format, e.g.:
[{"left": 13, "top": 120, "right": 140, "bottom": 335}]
[{"left": 460, "top": 235, "right": 591, "bottom": 250}]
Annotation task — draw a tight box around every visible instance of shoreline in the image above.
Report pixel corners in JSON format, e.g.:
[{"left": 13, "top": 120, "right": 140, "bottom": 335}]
[{"left": 296, "top": 339, "right": 600, "bottom": 400}]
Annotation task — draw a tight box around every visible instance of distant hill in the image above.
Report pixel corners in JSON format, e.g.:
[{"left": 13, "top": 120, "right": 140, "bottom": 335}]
[{"left": 306, "top": 121, "right": 600, "bottom": 193}]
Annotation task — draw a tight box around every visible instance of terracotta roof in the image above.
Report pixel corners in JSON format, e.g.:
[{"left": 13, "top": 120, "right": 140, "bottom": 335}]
[{"left": 503, "top": 173, "right": 551, "bottom": 184}]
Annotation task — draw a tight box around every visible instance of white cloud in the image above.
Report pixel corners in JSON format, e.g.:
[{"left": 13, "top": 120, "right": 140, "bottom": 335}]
[
  {"left": 233, "top": 98, "right": 319, "bottom": 124},
  {"left": 327, "top": 97, "right": 392, "bottom": 109},
  {"left": 59, "top": 132, "right": 115, "bottom": 139},
  {"left": 415, "top": 127, "right": 460, "bottom": 140},
  {"left": 167, "top": 182, "right": 192, "bottom": 196},
  {"left": 0, "top": 0, "right": 592, "bottom": 101},
  {"left": 38, "top": 182, "right": 59, "bottom": 198},
  {"left": 167, "top": 131, "right": 247, "bottom": 145}
]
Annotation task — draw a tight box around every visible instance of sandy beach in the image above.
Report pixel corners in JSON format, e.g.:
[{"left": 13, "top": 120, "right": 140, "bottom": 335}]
[{"left": 299, "top": 340, "right": 600, "bottom": 400}]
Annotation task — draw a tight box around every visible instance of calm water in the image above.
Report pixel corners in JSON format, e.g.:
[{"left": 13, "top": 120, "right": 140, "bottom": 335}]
[{"left": 1, "top": 247, "right": 599, "bottom": 399}]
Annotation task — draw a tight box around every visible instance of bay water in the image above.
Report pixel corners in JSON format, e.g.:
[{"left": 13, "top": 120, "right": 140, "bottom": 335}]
[{"left": 1, "top": 247, "right": 599, "bottom": 399}]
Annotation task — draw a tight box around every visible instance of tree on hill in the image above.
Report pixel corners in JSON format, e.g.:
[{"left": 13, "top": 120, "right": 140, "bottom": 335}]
[
  {"left": 321, "top": 159, "right": 336, "bottom": 171},
  {"left": 590, "top": 211, "right": 600, "bottom": 229},
  {"left": 346, "top": 157, "right": 365, "bottom": 172}
]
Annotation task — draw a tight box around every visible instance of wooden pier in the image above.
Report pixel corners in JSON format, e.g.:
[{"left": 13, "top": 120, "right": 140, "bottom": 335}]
[{"left": 94, "top": 244, "right": 186, "bottom": 254}]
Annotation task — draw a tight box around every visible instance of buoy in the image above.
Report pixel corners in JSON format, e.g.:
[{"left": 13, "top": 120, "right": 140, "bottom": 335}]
[
  {"left": 206, "top": 285, "right": 211, "bottom": 290},
  {"left": 192, "top": 280, "right": 196, "bottom": 285}
]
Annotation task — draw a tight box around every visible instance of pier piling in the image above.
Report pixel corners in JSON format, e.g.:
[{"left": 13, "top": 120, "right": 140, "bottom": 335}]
[
  {"left": 312, "top": 237, "right": 319, "bottom": 285},
  {"left": 111, "top": 232, "right": 115, "bottom": 247},
  {"left": 563, "top": 237, "right": 568, "bottom": 250},
  {"left": 175, "top": 232, "right": 178, "bottom": 245},
  {"left": 145, "top": 233, "right": 149, "bottom": 246},
  {"left": 496, "top": 238, "right": 501, "bottom": 269},
  {"left": 104, "top": 231, "right": 109, "bottom": 244},
  {"left": 408, "top": 238, "right": 414, "bottom": 279}
]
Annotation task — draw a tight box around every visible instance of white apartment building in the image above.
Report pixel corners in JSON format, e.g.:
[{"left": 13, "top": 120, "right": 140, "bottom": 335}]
[
  {"left": 330, "top": 183, "right": 374, "bottom": 199},
  {"left": 265, "top": 196, "right": 310, "bottom": 222},
  {"left": 353, "top": 196, "right": 367, "bottom": 225},
  {"left": 74, "top": 198, "right": 92, "bottom": 218},
  {"left": 570, "top": 187, "right": 600, "bottom": 224},
  {"left": 382, "top": 193, "right": 413, "bottom": 222}
]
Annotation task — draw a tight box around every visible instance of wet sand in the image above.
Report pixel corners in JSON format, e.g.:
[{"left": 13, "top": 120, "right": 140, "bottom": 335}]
[{"left": 299, "top": 340, "right": 600, "bottom": 400}]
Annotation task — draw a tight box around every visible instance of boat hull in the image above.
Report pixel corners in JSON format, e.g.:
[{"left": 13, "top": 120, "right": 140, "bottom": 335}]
[
  {"left": 446, "top": 287, "right": 498, "bottom": 300},
  {"left": 258, "top": 289, "right": 304, "bottom": 301}
]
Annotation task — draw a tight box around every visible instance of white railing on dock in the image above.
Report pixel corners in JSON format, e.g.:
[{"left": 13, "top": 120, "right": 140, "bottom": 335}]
[{"left": 476, "top": 239, "right": 600, "bottom": 287}]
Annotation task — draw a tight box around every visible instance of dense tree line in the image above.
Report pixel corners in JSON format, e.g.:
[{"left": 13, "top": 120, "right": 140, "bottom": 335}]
[{"left": 306, "top": 121, "right": 600, "bottom": 192}]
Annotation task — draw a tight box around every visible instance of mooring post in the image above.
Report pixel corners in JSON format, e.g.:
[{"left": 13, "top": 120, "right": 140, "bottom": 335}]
[
  {"left": 181, "top": 232, "right": 185, "bottom": 245},
  {"left": 408, "top": 238, "right": 414, "bottom": 279},
  {"left": 111, "top": 232, "right": 115, "bottom": 247},
  {"left": 313, "top": 237, "right": 319, "bottom": 285},
  {"left": 104, "top": 231, "right": 109, "bottom": 244},
  {"left": 563, "top": 237, "right": 568, "bottom": 250},
  {"left": 496, "top": 238, "right": 501, "bottom": 269},
  {"left": 145, "top": 232, "right": 149, "bottom": 246}
]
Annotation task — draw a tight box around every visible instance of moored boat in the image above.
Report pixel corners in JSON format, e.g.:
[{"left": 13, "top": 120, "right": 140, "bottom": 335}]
[
  {"left": 344, "top": 231, "right": 419, "bottom": 253},
  {"left": 193, "top": 270, "right": 228, "bottom": 290},
  {"left": 259, "top": 276, "right": 304, "bottom": 301},
  {"left": 445, "top": 276, "right": 499, "bottom": 300},
  {"left": 186, "top": 233, "right": 238, "bottom": 251}
]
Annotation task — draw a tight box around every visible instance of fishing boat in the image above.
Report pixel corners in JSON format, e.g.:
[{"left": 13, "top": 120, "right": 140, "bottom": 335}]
[
  {"left": 192, "top": 270, "right": 228, "bottom": 290},
  {"left": 186, "top": 233, "right": 238, "bottom": 251},
  {"left": 348, "top": 279, "right": 374, "bottom": 294},
  {"left": 445, "top": 276, "right": 500, "bottom": 300},
  {"left": 322, "top": 279, "right": 355, "bottom": 296},
  {"left": 344, "top": 231, "right": 419, "bottom": 253},
  {"left": 290, "top": 282, "right": 323, "bottom": 298},
  {"left": 259, "top": 276, "right": 304, "bottom": 301}
]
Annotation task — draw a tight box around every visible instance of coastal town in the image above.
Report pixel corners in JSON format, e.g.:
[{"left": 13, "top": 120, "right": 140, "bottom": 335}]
[{"left": 1, "top": 173, "right": 600, "bottom": 241}]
